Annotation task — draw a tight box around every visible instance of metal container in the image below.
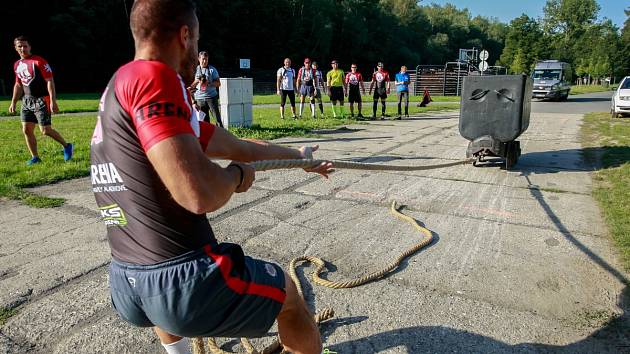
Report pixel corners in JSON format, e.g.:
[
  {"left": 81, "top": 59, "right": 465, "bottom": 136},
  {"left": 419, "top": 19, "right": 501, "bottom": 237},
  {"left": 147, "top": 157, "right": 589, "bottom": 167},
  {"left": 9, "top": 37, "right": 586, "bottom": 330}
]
[{"left": 458, "top": 75, "right": 533, "bottom": 168}]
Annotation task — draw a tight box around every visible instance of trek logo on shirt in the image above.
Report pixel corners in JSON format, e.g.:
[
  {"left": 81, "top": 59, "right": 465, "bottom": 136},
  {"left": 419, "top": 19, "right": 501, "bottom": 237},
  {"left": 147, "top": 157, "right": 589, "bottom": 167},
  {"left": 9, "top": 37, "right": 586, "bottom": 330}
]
[
  {"left": 134, "top": 101, "right": 190, "bottom": 122},
  {"left": 99, "top": 204, "right": 128, "bottom": 226}
]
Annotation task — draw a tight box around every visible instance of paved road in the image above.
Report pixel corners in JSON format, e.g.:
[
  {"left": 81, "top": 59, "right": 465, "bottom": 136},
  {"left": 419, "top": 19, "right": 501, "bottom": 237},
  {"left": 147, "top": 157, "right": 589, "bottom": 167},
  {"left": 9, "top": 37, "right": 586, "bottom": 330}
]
[
  {"left": 532, "top": 91, "right": 612, "bottom": 114},
  {"left": 1, "top": 103, "right": 628, "bottom": 353}
]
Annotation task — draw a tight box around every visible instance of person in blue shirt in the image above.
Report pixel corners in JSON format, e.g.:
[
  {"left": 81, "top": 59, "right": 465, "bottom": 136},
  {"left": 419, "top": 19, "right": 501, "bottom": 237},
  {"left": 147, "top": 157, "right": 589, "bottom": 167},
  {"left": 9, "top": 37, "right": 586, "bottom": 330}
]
[
  {"left": 395, "top": 65, "right": 411, "bottom": 119},
  {"left": 189, "top": 51, "right": 223, "bottom": 127}
]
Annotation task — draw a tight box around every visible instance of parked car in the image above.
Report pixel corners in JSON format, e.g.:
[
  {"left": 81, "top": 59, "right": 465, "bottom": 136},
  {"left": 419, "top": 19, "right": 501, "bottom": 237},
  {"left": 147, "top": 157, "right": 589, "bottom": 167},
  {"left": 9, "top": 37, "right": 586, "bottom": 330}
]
[
  {"left": 611, "top": 76, "right": 630, "bottom": 118},
  {"left": 531, "top": 60, "right": 572, "bottom": 101}
]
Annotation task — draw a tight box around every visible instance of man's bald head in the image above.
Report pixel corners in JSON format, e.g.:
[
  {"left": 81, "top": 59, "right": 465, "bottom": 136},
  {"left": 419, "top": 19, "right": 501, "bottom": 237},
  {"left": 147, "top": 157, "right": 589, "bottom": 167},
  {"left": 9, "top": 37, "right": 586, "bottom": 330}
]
[{"left": 130, "top": 0, "right": 197, "bottom": 44}]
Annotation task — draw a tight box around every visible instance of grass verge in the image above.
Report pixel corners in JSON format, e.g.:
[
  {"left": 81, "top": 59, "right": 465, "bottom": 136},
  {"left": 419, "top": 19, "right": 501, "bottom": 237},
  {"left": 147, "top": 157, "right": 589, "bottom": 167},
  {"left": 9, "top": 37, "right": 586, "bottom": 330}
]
[
  {"left": 0, "top": 307, "right": 17, "bottom": 326},
  {"left": 581, "top": 112, "right": 630, "bottom": 270},
  {"left": 570, "top": 85, "right": 613, "bottom": 96},
  {"left": 1, "top": 93, "right": 459, "bottom": 115},
  {"left": 0, "top": 103, "right": 458, "bottom": 207}
]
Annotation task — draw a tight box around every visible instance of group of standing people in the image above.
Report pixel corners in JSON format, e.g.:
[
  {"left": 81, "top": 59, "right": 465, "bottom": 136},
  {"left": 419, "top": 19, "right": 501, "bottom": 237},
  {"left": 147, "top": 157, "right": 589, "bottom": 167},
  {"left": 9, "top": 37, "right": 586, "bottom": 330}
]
[{"left": 277, "top": 58, "right": 412, "bottom": 120}]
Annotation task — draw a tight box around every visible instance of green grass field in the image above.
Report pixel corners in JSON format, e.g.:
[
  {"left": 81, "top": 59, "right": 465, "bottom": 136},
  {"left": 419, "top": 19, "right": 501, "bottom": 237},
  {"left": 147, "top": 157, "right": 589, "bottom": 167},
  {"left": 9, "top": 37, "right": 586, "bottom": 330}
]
[
  {"left": 0, "top": 103, "right": 458, "bottom": 207},
  {"left": 570, "top": 85, "right": 613, "bottom": 96},
  {"left": 0, "top": 93, "right": 459, "bottom": 116},
  {"left": 252, "top": 94, "right": 460, "bottom": 105},
  {"left": 581, "top": 112, "right": 630, "bottom": 270}
]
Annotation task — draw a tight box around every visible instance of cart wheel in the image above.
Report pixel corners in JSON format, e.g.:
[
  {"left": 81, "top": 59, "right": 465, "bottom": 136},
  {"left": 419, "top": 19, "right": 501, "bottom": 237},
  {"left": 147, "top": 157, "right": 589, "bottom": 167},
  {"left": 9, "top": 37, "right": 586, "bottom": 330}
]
[{"left": 504, "top": 142, "right": 517, "bottom": 170}]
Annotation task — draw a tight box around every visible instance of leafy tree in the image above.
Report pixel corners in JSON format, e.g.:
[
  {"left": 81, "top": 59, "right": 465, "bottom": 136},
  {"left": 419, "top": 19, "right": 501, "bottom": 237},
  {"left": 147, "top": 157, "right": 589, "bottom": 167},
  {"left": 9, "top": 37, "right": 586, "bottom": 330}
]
[{"left": 499, "top": 15, "right": 547, "bottom": 74}]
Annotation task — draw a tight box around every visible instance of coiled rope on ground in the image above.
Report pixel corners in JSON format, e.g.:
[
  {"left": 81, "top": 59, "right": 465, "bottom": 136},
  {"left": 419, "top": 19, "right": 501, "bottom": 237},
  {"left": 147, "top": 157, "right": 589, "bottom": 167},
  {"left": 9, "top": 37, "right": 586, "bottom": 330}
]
[{"left": 192, "top": 157, "right": 470, "bottom": 354}]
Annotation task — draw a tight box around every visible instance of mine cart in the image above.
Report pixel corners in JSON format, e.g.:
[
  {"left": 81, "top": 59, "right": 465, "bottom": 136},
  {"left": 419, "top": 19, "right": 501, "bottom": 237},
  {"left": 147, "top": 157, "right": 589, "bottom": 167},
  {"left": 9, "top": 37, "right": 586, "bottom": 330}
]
[{"left": 458, "top": 74, "right": 533, "bottom": 169}]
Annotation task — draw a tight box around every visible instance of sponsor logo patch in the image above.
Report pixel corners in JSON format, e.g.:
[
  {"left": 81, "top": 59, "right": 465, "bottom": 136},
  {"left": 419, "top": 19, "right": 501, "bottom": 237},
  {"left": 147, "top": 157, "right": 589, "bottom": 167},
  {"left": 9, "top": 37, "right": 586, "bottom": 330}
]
[{"left": 99, "top": 204, "right": 128, "bottom": 226}]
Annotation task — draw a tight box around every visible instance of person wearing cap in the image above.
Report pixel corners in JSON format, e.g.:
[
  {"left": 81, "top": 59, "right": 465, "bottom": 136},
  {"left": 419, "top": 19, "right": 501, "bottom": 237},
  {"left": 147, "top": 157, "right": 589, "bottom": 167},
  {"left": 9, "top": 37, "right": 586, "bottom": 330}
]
[
  {"left": 276, "top": 58, "right": 297, "bottom": 119},
  {"left": 312, "top": 61, "right": 325, "bottom": 116},
  {"left": 395, "top": 65, "right": 411, "bottom": 119},
  {"left": 369, "top": 62, "right": 391, "bottom": 119},
  {"left": 345, "top": 63, "right": 365, "bottom": 119},
  {"left": 326, "top": 60, "right": 346, "bottom": 118},
  {"left": 296, "top": 58, "right": 318, "bottom": 118}
]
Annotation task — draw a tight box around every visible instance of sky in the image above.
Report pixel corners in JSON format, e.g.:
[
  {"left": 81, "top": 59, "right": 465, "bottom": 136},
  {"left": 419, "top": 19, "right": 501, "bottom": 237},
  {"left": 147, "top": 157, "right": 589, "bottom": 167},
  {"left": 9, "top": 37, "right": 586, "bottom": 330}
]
[{"left": 425, "top": 0, "right": 628, "bottom": 28}]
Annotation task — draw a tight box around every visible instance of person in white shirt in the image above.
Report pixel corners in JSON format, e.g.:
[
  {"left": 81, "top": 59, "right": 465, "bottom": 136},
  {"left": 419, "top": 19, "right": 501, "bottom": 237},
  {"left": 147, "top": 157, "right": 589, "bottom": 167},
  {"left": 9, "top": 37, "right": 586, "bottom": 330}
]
[{"left": 276, "top": 58, "right": 297, "bottom": 119}]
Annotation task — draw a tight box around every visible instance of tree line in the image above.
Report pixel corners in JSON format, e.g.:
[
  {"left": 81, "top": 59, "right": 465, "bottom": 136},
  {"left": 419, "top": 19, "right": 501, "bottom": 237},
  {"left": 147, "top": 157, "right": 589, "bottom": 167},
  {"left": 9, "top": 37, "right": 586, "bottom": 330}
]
[
  {"left": 499, "top": 0, "right": 630, "bottom": 83},
  {"left": 0, "top": 0, "right": 628, "bottom": 94}
]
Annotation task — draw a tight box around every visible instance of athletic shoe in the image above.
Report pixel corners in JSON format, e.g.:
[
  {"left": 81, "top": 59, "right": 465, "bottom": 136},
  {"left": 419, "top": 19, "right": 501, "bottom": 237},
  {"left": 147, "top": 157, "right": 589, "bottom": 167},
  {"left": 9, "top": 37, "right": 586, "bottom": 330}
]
[
  {"left": 370, "top": 115, "right": 376, "bottom": 120},
  {"left": 350, "top": 113, "right": 355, "bottom": 118},
  {"left": 357, "top": 113, "right": 364, "bottom": 119},
  {"left": 395, "top": 115, "right": 402, "bottom": 120},
  {"left": 292, "top": 115, "right": 297, "bottom": 119},
  {"left": 63, "top": 143, "right": 74, "bottom": 161},
  {"left": 405, "top": 114, "right": 410, "bottom": 118},
  {"left": 380, "top": 114, "right": 385, "bottom": 120},
  {"left": 26, "top": 156, "right": 42, "bottom": 166}
]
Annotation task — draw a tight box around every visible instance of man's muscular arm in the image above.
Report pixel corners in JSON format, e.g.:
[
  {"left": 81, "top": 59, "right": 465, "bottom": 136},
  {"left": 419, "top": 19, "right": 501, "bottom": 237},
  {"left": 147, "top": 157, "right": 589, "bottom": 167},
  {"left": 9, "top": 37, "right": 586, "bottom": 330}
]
[
  {"left": 8, "top": 83, "right": 23, "bottom": 114},
  {"left": 147, "top": 134, "right": 254, "bottom": 214},
  {"left": 204, "top": 127, "right": 333, "bottom": 178}
]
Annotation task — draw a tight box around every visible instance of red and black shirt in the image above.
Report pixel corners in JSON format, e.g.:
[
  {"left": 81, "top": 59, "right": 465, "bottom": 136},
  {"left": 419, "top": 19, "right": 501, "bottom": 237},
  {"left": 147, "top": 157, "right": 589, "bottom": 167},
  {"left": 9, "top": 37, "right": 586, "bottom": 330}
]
[
  {"left": 14, "top": 55, "right": 53, "bottom": 97},
  {"left": 91, "top": 60, "right": 216, "bottom": 264},
  {"left": 372, "top": 70, "right": 390, "bottom": 89}
]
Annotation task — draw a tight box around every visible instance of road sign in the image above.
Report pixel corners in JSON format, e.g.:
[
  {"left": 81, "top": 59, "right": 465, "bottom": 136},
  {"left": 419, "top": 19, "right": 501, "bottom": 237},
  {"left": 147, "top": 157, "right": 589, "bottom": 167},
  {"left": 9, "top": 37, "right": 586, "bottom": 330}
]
[
  {"left": 479, "top": 61, "right": 489, "bottom": 72},
  {"left": 239, "top": 59, "right": 251, "bottom": 69},
  {"left": 479, "top": 50, "right": 489, "bottom": 61}
]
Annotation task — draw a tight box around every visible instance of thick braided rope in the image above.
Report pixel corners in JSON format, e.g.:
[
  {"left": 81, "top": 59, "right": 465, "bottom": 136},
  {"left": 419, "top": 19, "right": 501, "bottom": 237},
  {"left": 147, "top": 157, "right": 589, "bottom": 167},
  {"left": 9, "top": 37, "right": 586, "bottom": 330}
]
[
  {"left": 197, "top": 201, "right": 432, "bottom": 354},
  {"left": 249, "top": 158, "right": 474, "bottom": 172}
]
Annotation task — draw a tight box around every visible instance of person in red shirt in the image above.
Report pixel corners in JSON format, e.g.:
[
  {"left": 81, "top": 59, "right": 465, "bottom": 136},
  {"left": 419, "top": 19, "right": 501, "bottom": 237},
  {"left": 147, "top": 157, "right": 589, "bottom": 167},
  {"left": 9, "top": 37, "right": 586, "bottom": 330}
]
[
  {"left": 368, "top": 62, "right": 391, "bottom": 120},
  {"left": 345, "top": 64, "right": 366, "bottom": 119},
  {"left": 9, "top": 36, "right": 73, "bottom": 165},
  {"left": 91, "top": 1, "right": 331, "bottom": 353}
]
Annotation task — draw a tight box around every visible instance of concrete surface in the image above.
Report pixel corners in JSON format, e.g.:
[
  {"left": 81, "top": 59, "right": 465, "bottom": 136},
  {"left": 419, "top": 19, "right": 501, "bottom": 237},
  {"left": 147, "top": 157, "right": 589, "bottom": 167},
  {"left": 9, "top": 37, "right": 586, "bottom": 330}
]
[{"left": 1, "top": 94, "right": 628, "bottom": 354}]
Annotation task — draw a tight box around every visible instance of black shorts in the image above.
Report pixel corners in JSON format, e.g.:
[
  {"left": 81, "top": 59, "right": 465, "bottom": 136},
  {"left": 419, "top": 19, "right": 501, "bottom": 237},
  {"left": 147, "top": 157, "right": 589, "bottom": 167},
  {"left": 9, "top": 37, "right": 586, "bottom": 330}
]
[
  {"left": 373, "top": 87, "right": 387, "bottom": 100},
  {"left": 280, "top": 90, "right": 295, "bottom": 107},
  {"left": 21, "top": 96, "right": 51, "bottom": 126},
  {"left": 348, "top": 86, "right": 362, "bottom": 104},
  {"left": 329, "top": 86, "right": 344, "bottom": 102},
  {"left": 109, "top": 244, "right": 286, "bottom": 338}
]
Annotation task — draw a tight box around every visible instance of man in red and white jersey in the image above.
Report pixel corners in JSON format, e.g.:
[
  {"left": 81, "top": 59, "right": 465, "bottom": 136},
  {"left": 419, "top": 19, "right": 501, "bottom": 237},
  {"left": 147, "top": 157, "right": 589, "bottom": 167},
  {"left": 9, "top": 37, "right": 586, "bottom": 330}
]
[
  {"left": 368, "top": 62, "right": 391, "bottom": 120},
  {"left": 9, "top": 36, "right": 73, "bottom": 165},
  {"left": 91, "top": 1, "right": 331, "bottom": 353},
  {"left": 345, "top": 64, "right": 366, "bottom": 119}
]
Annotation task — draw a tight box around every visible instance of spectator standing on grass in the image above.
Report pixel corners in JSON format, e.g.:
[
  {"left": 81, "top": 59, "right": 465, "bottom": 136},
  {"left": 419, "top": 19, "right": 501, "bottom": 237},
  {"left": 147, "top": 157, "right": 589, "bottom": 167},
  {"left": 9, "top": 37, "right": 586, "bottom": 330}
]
[
  {"left": 296, "top": 58, "right": 318, "bottom": 118},
  {"left": 311, "top": 61, "right": 325, "bottom": 116},
  {"left": 345, "top": 63, "right": 365, "bottom": 119},
  {"left": 369, "top": 62, "right": 390, "bottom": 120},
  {"left": 8, "top": 35, "right": 73, "bottom": 165},
  {"left": 326, "top": 60, "right": 346, "bottom": 118},
  {"left": 188, "top": 51, "right": 223, "bottom": 127},
  {"left": 276, "top": 58, "right": 297, "bottom": 119},
  {"left": 395, "top": 65, "right": 410, "bottom": 119}
]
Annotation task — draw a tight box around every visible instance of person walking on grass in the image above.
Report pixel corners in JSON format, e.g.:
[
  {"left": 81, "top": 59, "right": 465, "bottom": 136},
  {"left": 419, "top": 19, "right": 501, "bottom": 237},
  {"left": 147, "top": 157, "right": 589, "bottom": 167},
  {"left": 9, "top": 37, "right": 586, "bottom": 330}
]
[
  {"left": 368, "top": 62, "right": 390, "bottom": 120},
  {"left": 296, "top": 58, "right": 318, "bottom": 118},
  {"left": 395, "top": 65, "right": 410, "bottom": 120},
  {"left": 276, "top": 58, "right": 297, "bottom": 119},
  {"left": 8, "top": 35, "right": 73, "bottom": 165},
  {"left": 312, "top": 61, "right": 325, "bottom": 117},
  {"left": 326, "top": 60, "right": 346, "bottom": 118},
  {"left": 188, "top": 51, "right": 223, "bottom": 127},
  {"left": 345, "top": 63, "right": 365, "bottom": 119}
]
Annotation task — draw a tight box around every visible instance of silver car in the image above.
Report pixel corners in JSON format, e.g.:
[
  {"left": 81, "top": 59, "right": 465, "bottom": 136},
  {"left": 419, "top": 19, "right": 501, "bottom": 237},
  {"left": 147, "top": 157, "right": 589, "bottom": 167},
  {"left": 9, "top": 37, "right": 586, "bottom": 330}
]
[{"left": 611, "top": 76, "right": 630, "bottom": 118}]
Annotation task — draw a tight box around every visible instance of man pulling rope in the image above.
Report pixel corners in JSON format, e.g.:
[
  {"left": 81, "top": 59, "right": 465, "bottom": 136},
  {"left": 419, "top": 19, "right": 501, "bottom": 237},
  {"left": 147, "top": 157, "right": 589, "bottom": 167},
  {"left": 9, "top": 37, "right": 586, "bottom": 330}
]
[{"left": 91, "top": 1, "right": 332, "bottom": 353}]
